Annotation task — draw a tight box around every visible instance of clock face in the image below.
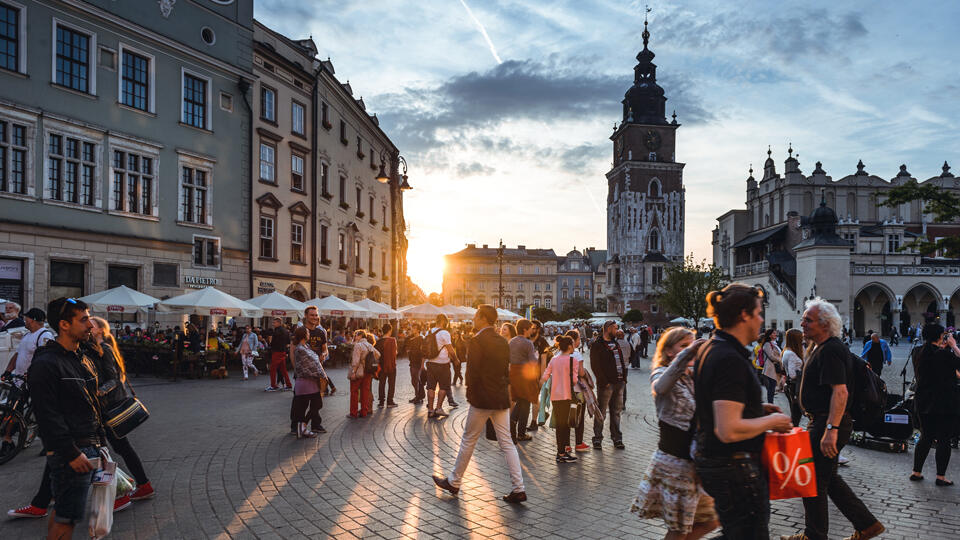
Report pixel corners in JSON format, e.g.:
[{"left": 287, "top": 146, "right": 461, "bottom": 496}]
[{"left": 644, "top": 130, "right": 662, "bottom": 151}]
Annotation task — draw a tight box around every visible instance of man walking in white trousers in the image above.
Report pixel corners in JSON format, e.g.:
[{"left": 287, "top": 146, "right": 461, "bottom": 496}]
[{"left": 432, "top": 304, "right": 526, "bottom": 503}]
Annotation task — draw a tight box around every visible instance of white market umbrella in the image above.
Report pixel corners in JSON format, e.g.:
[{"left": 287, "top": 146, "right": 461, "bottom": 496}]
[
  {"left": 353, "top": 298, "right": 401, "bottom": 320},
  {"left": 440, "top": 304, "right": 475, "bottom": 321},
  {"left": 399, "top": 303, "right": 446, "bottom": 320},
  {"left": 245, "top": 291, "right": 308, "bottom": 317},
  {"left": 158, "top": 287, "right": 263, "bottom": 318},
  {"left": 78, "top": 285, "right": 160, "bottom": 314},
  {"left": 304, "top": 296, "right": 371, "bottom": 318},
  {"left": 669, "top": 317, "right": 693, "bottom": 325},
  {"left": 496, "top": 308, "right": 521, "bottom": 321}
]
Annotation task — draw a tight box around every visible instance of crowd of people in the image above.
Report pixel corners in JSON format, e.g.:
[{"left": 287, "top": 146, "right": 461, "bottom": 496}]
[{"left": 3, "top": 284, "right": 959, "bottom": 539}]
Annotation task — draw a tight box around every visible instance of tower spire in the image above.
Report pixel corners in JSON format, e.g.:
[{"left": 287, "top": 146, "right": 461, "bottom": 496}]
[{"left": 642, "top": 5, "right": 651, "bottom": 49}]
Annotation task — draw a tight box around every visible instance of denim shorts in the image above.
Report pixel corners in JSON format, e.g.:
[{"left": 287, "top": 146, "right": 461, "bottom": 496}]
[{"left": 48, "top": 446, "right": 99, "bottom": 524}]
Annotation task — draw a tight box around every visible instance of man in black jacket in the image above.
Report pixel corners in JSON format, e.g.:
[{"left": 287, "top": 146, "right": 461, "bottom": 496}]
[
  {"left": 432, "top": 304, "right": 526, "bottom": 503},
  {"left": 590, "top": 320, "right": 630, "bottom": 449},
  {"left": 28, "top": 297, "right": 105, "bottom": 538}
]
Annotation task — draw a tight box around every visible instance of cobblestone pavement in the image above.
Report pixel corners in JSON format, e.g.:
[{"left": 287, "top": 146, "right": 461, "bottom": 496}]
[{"left": 0, "top": 343, "right": 957, "bottom": 539}]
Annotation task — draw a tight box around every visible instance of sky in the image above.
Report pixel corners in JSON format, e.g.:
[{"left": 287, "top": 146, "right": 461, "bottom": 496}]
[{"left": 254, "top": 0, "right": 960, "bottom": 295}]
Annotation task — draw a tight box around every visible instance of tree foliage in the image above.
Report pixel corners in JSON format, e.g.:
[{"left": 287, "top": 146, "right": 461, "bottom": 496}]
[
  {"left": 657, "top": 255, "right": 728, "bottom": 326},
  {"left": 532, "top": 307, "right": 559, "bottom": 323},
  {"left": 880, "top": 179, "right": 960, "bottom": 256},
  {"left": 560, "top": 298, "right": 594, "bottom": 321},
  {"left": 622, "top": 309, "right": 644, "bottom": 323}
]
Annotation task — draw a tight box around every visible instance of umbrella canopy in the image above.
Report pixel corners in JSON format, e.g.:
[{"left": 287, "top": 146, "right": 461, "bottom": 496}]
[
  {"left": 399, "top": 303, "right": 446, "bottom": 320},
  {"left": 78, "top": 285, "right": 160, "bottom": 313},
  {"left": 303, "top": 296, "right": 371, "bottom": 318},
  {"left": 158, "top": 287, "right": 263, "bottom": 318},
  {"left": 353, "top": 298, "right": 401, "bottom": 319},
  {"left": 245, "top": 291, "right": 308, "bottom": 317},
  {"left": 440, "top": 304, "right": 476, "bottom": 321},
  {"left": 669, "top": 316, "right": 692, "bottom": 325},
  {"left": 496, "top": 308, "right": 521, "bottom": 321}
]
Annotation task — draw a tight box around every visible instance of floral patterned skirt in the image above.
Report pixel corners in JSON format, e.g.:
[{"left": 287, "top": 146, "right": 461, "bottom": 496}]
[{"left": 630, "top": 449, "right": 717, "bottom": 533}]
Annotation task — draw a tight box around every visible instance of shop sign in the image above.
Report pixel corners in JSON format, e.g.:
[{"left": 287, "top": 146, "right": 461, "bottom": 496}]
[
  {"left": 330, "top": 310, "right": 344, "bottom": 316},
  {"left": 257, "top": 282, "right": 276, "bottom": 294},
  {"left": 210, "top": 308, "right": 227, "bottom": 315},
  {"left": 0, "top": 259, "right": 21, "bottom": 280},
  {"left": 271, "top": 310, "right": 287, "bottom": 316},
  {"left": 107, "top": 305, "right": 126, "bottom": 313},
  {"left": 183, "top": 275, "right": 222, "bottom": 289}
]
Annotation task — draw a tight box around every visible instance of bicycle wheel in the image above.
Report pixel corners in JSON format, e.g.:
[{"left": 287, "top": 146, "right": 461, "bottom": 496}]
[{"left": 0, "top": 407, "right": 27, "bottom": 465}]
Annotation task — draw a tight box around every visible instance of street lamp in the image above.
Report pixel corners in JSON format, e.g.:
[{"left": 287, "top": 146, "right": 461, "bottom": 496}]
[{"left": 376, "top": 151, "right": 412, "bottom": 309}]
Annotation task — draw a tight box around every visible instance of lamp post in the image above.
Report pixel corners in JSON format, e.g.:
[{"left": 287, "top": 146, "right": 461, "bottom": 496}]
[
  {"left": 497, "top": 239, "right": 505, "bottom": 308},
  {"left": 376, "top": 152, "right": 412, "bottom": 309}
]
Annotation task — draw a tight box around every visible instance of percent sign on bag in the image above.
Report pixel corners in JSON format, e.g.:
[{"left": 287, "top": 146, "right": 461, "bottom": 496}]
[{"left": 762, "top": 427, "right": 818, "bottom": 500}]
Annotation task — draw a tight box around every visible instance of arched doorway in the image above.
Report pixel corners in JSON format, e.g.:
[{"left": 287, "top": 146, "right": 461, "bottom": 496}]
[
  {"left": 948, "top": 287, "right": 960, "bottom": 328},
  {"left": 284, "top": 283, "right": 308, "bottom": 302},
  {"left": 853, "top": 283, "right": 894, "bottom": 338},
  {"left": 903, "top": 283, "right": 942, "bottom": 330}
]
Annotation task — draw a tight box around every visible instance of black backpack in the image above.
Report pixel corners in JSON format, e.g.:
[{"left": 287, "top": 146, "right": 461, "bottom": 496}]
[
  {"left": 421, "top": 329, "right": 441, "bottom": 360},
  {"left": 847, "top": 351, "right": 886, "bottom": 426},
  {"left": 363, "top": 349, "right": 380, "bottom": 377}
]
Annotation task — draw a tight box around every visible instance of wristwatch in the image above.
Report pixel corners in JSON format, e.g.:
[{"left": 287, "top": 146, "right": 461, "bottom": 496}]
[{"left": 826, "top": 423, "right": 838, "bottom": 430}]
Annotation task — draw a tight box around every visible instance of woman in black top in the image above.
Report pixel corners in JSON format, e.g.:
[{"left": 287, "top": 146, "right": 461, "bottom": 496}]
[{"left": 910, "top": 323, "right": 960, "bottom": 486}]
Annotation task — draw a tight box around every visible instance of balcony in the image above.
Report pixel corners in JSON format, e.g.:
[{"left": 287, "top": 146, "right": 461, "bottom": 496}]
[{"left": 734, "top": 260, "right": 769, "bottom": 277}]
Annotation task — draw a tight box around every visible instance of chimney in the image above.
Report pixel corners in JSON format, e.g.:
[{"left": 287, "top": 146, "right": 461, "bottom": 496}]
[
  {"left": 467, "top": 243, "right": 476, "bottom": 249},
  {"left": 481, "top": 244, "right": 488, "bottom": 249},
  {"left": 517, "top": 245, "right": 526, "bottom": 250}
]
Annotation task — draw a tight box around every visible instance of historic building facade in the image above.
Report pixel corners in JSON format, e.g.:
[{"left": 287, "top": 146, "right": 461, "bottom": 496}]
[
  {"left": 443, "top": 244, "right": 558, "bottom": 312},
  {"left": 604, "top": 21, "right": 685, "bottom": 321},
  {"left": 713, "top": 150, "right": 960, "bottom": 337},
  {"left": 557, "top": 248, "right": 594, "bottom": 312},
  {"left": 0, "top": 0, "right": 254, "bottom": 317}
]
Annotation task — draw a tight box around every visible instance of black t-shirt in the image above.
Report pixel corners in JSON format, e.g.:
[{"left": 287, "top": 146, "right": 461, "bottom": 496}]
[
  {"left": 269, "top": 327, "right": 290, "bottom": 352},
  {"left": 694, "top": 330, "right": 766, "bottom": 457},
  {"left": 913, "top": 344, "right": 960, "bottom": 414},
  {"left": 799, "top": 337, "right": 851, "bottom": 415},
  {"left": 866, "top": 342, "right": 884, "bottom": 367},
  {"left": 306, "top": 326, "right": 327, "bottom": 357}
]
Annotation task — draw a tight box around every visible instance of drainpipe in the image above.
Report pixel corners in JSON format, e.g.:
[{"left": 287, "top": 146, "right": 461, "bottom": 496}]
[
  {"left": 309, "top": 73, "right": 318, "bottom": 298},
  {"left": 238, "top": 78, "right": 253, "bottom": 299}
]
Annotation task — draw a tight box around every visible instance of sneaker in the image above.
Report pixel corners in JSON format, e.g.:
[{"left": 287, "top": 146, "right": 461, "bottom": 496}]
[
  {"left": 283, "top": 386, "right": 293, "bottom": 391},
  {"left": 113, "top": 495, "right": 132, "bottom": 512},
  {"left": 565, "top": 446, "right": 572, "bottom": 453},
  {"left": 129, "top": 482, "right": 155, "bottom": 501},
  {"left": 301, "top": 430, "right": 317, "bottom": 438},
  {"left": 575, "top": 443, "right": 590, "bottom": 452},
  {"left": 515, "top": 433, "right": 532, "bottom": 442},
  {"left": 502, "top": 491, "right": 527, "bottom": 503},
  {"left": 242, "top": 376, "right": 248, "bottom": 381},
  {"left": 448, "top": 401, "right": 459, "bottom": 408},
  {"left": 313, "top": 425, "right": 327, "bottom": 434},
  {"left": 7, "top": 505, "right": 47, "bottom": 518},
  {"left": 593, "top": 441, "right": 602, "bottom": 450},
  {"left": 427, "top": 410, "right": 437, "bottom": 418},
  {"left": 843, "top": 522, "right": 885, "bottom": 540},
  {"left": 387, "top": 402, "right": 399, "bottom": 408},
  {"left": 434, "top": 408, "right": 449, "bottom": 418},
  {"left": 408, "top": 398, "right": 419, "bottom": 404},
  {"left": 614, "top": 441, "right": 626, "bottom": 450},
  {"left": 838, "top": 454, "right": 850, "bottom": 466},
  {"left": 563, "top": 452, "right": 578, "bottom": 462},
  {"left": 264, "top": 386, "right": 280, "bottom": 392},
  {"left": 432, "top": 475, "right": 459, "bottom": 495},
  {"left": 378, "top": 402, "right": 385, "bottom": 408}
]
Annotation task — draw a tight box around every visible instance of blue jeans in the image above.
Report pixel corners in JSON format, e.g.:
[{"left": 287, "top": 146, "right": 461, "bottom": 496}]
[
  {"left": 695, "top": 454, "right": 770, "bottom": 539},
  {"left": 592, "top": 381, "right": 625, "bottom": 445},
  {"left": 48, "top": 446, "right": 99, "bottom": 524}
]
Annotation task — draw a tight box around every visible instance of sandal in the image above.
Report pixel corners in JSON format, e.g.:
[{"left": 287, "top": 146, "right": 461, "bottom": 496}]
[{"left": 909, "top": 473, "right": 924, "bottom": 481}]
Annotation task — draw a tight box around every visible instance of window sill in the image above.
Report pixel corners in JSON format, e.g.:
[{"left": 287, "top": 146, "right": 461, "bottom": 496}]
[
  {"left": 176, "top": 220, "right": 214, "bottom": 230},
  {"left": 259, "top": 256, "right": 279, "bottom": 262},
  {"left": 291, "top": 132, "right": 307, "bottom": 141},
  {"left": 338, "top": 265, "right": 348, "bottom": 272},
  {"left": 260, "top": 117, "right": 278, "bottom": 127},
  {"left": 151, "top": 283, "right": 181, "bottom": 289},
  {"left": 108, "top": 210, "right": 160, "bottom": 222},
  {"left": 319, "top": 259, "right": 332, "bottom": 266},
  {"left": 0, "top": 68, "right": 28, "bottom": 80},
  {"left": 381, "top": 226, "right": 389, "bottom": 233},
  {"left": 50, "top": 82, "right": 97, "bottom": 100},
  {"left": 42, "top": 199, "right": 102, "bottom": 213},
  {"left": 356, "top": 212, "right": 365, "bottom": 219},
  {"left": 370, "top": 219, "right": 378, "bottom": 226},
  {"left": 0, "top": 191, "right": 35, "bottom": 202},
  {"left": 258, "top": 178, "right": 278, "bottom": 186},
  {"left": 321, "top": 192, "right": 333, "bottom": 200},
  {"left": 322, "top": 120, "right": 332, "bottom": 131},
  {"left": 178, "top": 122, "right": 213, "bottom": 134},
  {"left": 191, "top": 264, "right": 222, "bottom": 271},
  {"left": 356, "top": 152, "right": 365, "bottom": 160},
  {"left": 290, "top": 187, "right": 306, "bottom": 196},
  {"left": 290, "top": 260, "right": 308, "bottom": 266},
  {"left": 338, "top": 203, "right": 350, "bottom": 211},
  {"left": 117, "top": 102, "right": 156, "bottom": 117},
  {"left": 339, "top": 138, "right": 348, "bottom": 146}
]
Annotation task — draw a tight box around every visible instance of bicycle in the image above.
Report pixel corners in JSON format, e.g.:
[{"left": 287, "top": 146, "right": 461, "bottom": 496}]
[{"left": 0, "top": 374, "right": 38, "bottom": 465}]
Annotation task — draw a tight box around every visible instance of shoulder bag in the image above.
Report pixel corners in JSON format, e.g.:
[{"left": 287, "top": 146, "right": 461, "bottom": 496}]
[
  {"left": 567, "top": 355, "right": 583, "bottom": 428},
  {"left": 103, "top": 378, "right": 150, "bottom": 439}
]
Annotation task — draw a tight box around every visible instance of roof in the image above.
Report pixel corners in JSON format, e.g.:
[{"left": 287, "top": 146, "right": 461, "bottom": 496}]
[
  {"left": 446, "top": 245, "right": 557, "bottom": 259},
  {"left": 586, "top": 249, "right": 607, "bottom": 271},
  {"left": 732, "top": 224, "right": 787, "bottom": 248},
  {"left": 643, "top": 252, "right": 670, "bottom": 263}
]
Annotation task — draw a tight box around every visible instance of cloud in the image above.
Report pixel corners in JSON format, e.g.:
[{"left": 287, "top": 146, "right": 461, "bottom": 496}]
[{"left": 455, "top": 162, "right": 496, "bottom": 177}]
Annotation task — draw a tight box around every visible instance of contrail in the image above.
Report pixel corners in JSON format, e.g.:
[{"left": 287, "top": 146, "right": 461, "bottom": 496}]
[{"left": 458, "top": 0, "right": 503, "bottom": 64}]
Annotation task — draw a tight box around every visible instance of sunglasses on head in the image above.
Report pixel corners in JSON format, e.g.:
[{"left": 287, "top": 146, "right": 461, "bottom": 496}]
[{"left": 56, "top": 298, "right": 78, "bottom": 324}]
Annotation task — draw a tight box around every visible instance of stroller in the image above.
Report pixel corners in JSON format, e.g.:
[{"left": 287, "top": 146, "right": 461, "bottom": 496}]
[{"left": 849, "top": 351, "right": 916, "bottom": 453}]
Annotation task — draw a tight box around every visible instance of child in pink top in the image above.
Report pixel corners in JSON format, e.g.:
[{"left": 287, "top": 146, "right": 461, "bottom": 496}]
[{"left": 540, "top": 335, "right": 580, "bottom": 462}]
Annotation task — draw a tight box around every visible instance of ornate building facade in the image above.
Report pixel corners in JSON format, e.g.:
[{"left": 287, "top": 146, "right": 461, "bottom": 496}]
[
  {"left": 605, "top": 20, "right": 685, "bottom": 322},
  {"left": 443, "top": 244, "right": 558, "bottom": 311}
]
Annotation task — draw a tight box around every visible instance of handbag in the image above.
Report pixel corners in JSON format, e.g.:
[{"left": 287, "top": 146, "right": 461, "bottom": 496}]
[
  {"left": 762, "top": 427, "right": 818, "bottom": 500},
  {"left": 567, "top": 355, "right": 583, "bottom": 427},
  {"left": 103, "top": 378, "right": 150, "bottom": 439},
  {"left": 88, "top": 448, "right": 117, "bottom": 539}
]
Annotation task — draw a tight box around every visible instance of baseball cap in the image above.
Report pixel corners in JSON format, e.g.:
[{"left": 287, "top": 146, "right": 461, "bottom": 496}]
[
  {"left": 602, "top": 320, "right": 618, "bottom": 330},
  {"left": 24, "top": 308, "right": 46, "bottom": 322}
]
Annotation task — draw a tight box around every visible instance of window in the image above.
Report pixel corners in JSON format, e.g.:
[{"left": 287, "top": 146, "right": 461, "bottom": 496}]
[
  {"left": 152, "top": 262, "right": 178, "bottom": 287},
  {"left": 319, "top": 224, "right": 329, "bottom": 263},
  {"left": 47, "top": 133, "right": 96, "bottom": 206},
  {"left": 0, "top": 119, "right": 27, "bottom": 194},
  {"left": 291, "top": 223, "right": 304, "bottom": 263},
  {"left": 339, "top": 119, "right": 347, "bottom": 144},
  {"left": 260, "top": 86, "right": 275, "bottom": 122},
  {"left": 355, "top": 186, "right": 361, "bottom": 211},
  {"left": 887, "top": 234, "right": 901, "bottom": 253},
  {"left": 107, "top": 265, "right": 138, "bottom": 290},
  {"left": 534, "top": 283, "right": 540, "bottom": 291},
  {"left": 290, "top": 153, "right": 304, "bottom": 191},
  {"left": 368, "top": 195, "right": 374, "bottom": 221},
  {"left": 49, "top": 260, "right": 85, "bottom": 298},
  {"left": 649, "top": 229, "right": 660, "bottom": 251},
  {"left": 111, "top": 149, "right": 154, "bottom": 216},
  {"left": 381, "top": 205, "right": 387, "bottom": 227},
  {"left": 259, "top": 215, "right": 274, "bottom": 258},
  {"left": 182, "top": 72, "right": 208, "bottom": 129},
  {"left": 55, "top": 24, "right": 92, "bottom": 93},
  {"left": 192, "top": 235, "right": 219, "bottom": 268},
  {"left": 652, "top": 266, "right": 664, "bottom": 286},
  {"left": 368, "top": 245, "right": 374, "bottom": 274},
  {"left": 321, "top": 101, "right": 330, "bottom": 127},
  {"left": 381, "top": 249, "right": 386, "bottom": 276},
  {"left": 517, "top": 282, "right": 524, "bottom": 291},
  {"left": 354, "top": 239, "right": 361, "bottom": 270},
  {"left": 535, "top": 298, "right": 540, "bottom": 308},
  {"left": 574, "top": 279, "right": 580, "bottom": 287},
  {"left": 546, "top": 283, "right": 551, "bottom": 291},
  {"left": 574, "top": 289, "right": 581, "bottom": 298},
  {"left": 179, "top": 166, "right": 209, "bottom": 224},
  {"left": 545, "top": 297, "right": 551, "bottom": 309},
  {"left": 338, "top": 233, "right": 345, "bottom": 266},
  {"left": 0, "top": 3, "right": 21, "bottom": 73},
  {"left": 651, "top": 304, "right": 659, "bottom": 313},
  {"left": 320, "top": 162, "right": 330, "bottom": 196},
  {"left": 120, "top": 50, "right": 149, "bottom": 111},
  {"left": 259, "top": 142, "right": 275, "bottom": 182},
  {"left": 292, "top": 101, "right": 305, "bottom": 135},
  {"left": 356, "top": 136, "right": 364, "bottom": 157},
  {"left": 338, "top": 175, "right": 346, "bottom": 205}
]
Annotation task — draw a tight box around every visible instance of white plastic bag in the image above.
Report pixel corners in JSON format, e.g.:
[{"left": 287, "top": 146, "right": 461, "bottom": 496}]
[
  {"left": 115, "top": 467, "right": 135, "bottom": 498},
  {"left": 88, "top": 448, "right": 116, "bottom": 539}
]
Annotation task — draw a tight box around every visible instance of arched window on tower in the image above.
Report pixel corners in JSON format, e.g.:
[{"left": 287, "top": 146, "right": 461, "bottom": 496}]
[
  {"left": 649, "top": 178, "right": 661, "bottom": 198},
  {"left": 649, "top": 229, "right": 660, "bottom": 252}
]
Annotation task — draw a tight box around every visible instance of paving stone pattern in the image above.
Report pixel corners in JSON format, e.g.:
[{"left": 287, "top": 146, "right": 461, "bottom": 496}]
[{"left": 0, "top": 343, "right": 957, "bottom": 539}]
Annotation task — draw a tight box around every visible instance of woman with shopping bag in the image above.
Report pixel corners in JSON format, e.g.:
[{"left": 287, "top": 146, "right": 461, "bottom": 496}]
[
  {"left": 539, "top": 335, "right": 580, "bottom": 463},
  {"left": 632, "top": 327, "right": 719, "bottom": 539}
]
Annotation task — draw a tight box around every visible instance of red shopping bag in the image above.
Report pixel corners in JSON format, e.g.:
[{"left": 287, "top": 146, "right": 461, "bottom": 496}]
[{"left": 762, "top": 427, "right": 818, "bottom": 500}]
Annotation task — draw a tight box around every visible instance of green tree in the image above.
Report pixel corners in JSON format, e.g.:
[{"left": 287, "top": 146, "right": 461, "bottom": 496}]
[
  {"left": 560, "top": 298, "right": 594, "bottom": 320},
  {"left": 880, "top": 179, "right": 960, "bottom": 256},
  {"left": 656, "top": 255, "right": 728, "bottom": 327},
  {"left": 622, "top": 309, "right": 644, "bottom": 324},
  {"left": 532, "top": 307, "right": 559, "bottom": 322}
]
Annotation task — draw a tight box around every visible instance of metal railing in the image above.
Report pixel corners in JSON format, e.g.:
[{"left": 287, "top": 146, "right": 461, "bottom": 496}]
[{"left": 734, "top": 260, "right": 769, "bottom": 277}]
